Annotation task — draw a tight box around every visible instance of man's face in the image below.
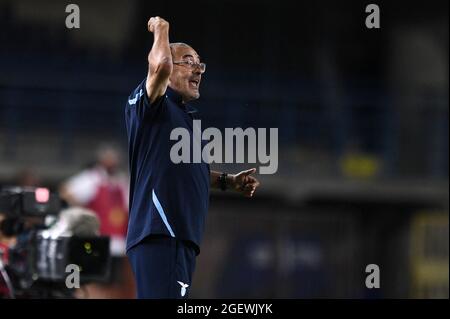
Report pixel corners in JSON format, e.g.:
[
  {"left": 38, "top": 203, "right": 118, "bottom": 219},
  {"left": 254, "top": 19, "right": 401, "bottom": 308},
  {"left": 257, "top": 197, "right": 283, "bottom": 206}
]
[{"left": 169, "top": 45, "right": 203, "bottom": 103}]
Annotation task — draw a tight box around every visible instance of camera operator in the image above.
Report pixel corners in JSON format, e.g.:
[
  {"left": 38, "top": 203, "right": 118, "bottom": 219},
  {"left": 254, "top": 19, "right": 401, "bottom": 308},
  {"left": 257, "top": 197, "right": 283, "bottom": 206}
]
[
  {"left": 1, "top": 186, "right": 113, "bottom": 299},
  {"left": 0, "top": 209, "right": 49, "bottom": 298}
]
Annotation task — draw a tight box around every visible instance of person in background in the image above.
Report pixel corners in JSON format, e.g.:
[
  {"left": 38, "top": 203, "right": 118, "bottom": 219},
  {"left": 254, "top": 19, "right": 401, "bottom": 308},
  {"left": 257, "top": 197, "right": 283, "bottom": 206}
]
[{"left": 60, "top": 145, "right": 135, "bottom": 298}]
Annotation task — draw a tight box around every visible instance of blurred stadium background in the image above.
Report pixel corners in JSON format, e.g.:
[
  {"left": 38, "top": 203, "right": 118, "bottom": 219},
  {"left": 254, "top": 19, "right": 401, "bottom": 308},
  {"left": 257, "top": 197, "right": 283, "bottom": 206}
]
[{"left": 0, "top": 0, "right": 448, "bottom": 298}]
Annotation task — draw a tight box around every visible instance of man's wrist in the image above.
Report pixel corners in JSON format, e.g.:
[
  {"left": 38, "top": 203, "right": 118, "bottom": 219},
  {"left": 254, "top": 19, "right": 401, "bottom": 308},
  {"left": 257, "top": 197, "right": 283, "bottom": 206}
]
[
  {"left": 155, "top": 27, "right": 169, "bottom": 33},
  {"left": 153, "top": 26, "right": 169, "bottom": 38},
  {"left": 217, "top": 173, "right": 236, "bottom": 191}
]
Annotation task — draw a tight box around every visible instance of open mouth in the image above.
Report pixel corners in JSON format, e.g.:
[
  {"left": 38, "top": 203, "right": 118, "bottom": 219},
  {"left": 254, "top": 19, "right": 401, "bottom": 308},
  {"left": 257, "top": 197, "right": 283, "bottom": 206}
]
[{"left": 189, "top": 79, "right": 200, "bottom": 89}]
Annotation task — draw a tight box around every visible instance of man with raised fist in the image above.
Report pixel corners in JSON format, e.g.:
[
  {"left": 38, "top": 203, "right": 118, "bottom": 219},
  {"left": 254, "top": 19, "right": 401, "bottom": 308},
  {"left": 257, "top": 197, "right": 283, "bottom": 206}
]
[{"left": 125, "top": 17, "right": 260, "bottom": 299}]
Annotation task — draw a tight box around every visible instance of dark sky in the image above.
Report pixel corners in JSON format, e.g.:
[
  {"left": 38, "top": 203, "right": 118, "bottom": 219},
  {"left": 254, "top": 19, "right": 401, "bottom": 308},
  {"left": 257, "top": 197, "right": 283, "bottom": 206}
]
[{"left": 126, "top": 0, "right": 448, "bottom": 79}]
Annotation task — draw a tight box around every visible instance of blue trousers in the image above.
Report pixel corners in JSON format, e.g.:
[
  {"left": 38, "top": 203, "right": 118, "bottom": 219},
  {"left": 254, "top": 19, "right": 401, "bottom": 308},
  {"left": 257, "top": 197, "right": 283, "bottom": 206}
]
[{"left": 127, "top": 235, "right": 197, "bottom": 299}]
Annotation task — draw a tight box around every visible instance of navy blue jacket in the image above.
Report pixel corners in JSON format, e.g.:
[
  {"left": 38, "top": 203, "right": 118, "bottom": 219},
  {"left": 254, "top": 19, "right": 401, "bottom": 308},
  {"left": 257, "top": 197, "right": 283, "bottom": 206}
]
[{"left": 125, "top": 79, "right": 210, "bottom": 254}]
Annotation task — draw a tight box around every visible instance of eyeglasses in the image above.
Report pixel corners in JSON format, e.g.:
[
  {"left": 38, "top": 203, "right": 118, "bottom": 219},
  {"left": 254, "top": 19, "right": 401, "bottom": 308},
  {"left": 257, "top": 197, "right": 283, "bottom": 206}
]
[{"left": 173, "top": 60, "right": 206, "bottom": 73}]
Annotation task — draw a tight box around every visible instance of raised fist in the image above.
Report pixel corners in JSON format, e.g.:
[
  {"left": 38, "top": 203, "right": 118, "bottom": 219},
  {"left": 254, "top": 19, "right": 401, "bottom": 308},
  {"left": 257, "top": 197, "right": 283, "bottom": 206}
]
[{"left": 147, "top": 16, "right": 169, "bottom": 33}]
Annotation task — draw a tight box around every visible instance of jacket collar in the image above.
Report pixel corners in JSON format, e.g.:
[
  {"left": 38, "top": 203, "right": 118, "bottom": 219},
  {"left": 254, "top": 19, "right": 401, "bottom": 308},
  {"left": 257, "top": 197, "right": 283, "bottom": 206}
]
[{"left": 166, "top": 86, "right": 198, "bottom": 114}]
